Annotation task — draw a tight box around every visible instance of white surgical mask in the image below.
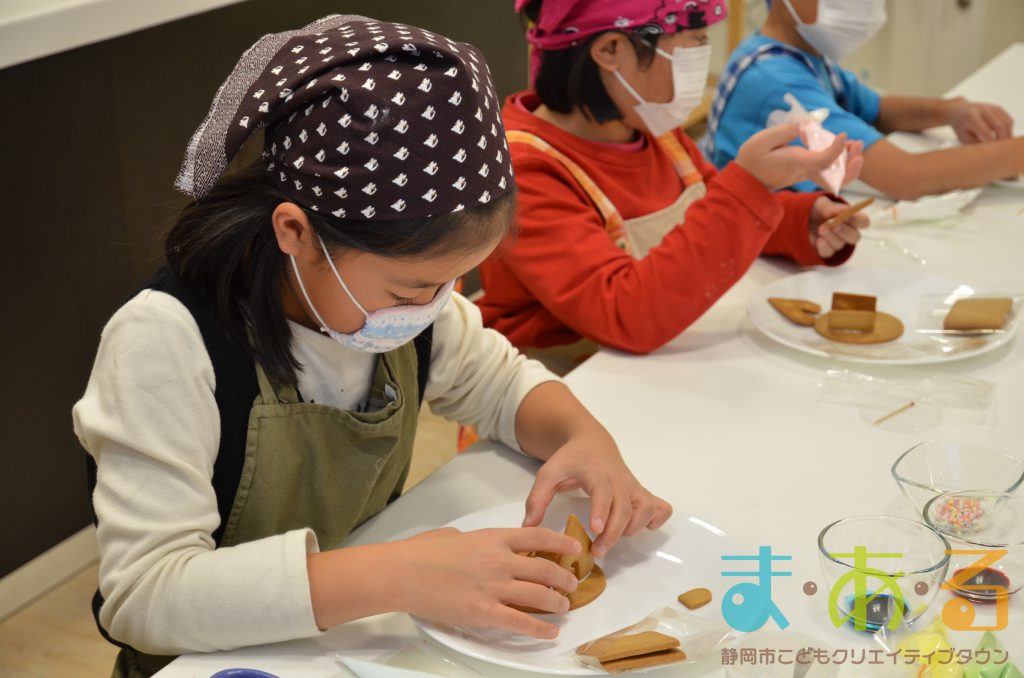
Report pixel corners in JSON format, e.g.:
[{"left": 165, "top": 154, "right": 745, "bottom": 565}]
[
  {"left": 289, "top": 236, "right": 454, "bottom": 353},
  {"left": 614, "top": 44, "right": 712, "bottom": 138},
  {"left": 780, "top": 0, "right": 886, "bottom": 62}
]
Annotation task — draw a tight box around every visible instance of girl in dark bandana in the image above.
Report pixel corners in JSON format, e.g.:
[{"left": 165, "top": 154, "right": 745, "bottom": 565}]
[{"left": 73, "top": 15, "right": 670, "bottom": 677}]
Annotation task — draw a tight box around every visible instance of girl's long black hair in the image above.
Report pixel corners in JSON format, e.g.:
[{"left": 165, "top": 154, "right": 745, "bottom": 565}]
[{"left": 166, "top": 161, "right": 515, "bottom": 388}]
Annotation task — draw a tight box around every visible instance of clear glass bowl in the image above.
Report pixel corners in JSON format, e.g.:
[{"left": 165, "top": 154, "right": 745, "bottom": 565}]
[
  {"left": 891, "top": 441, "right": 1024, "bottom": 515},
  {"left": 818, "top": 516, "right": 950, "bottom": 632},
  {"left": 923, "top": 491, "right": 1024, "bottom": 602}
]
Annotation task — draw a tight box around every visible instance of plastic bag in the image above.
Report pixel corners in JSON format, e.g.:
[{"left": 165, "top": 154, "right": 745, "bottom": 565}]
[
  {"left": 767, "top": 92, "right": 847, "bottom": 194},
  {"left": 866, "top": 189, "right": 983, "bottom": 226},
  {"left": 818, "top": 368, "right": 995, "bottom": 430},
  {"left": 572, "top": 606, "right": 734, "bottom": 673}
]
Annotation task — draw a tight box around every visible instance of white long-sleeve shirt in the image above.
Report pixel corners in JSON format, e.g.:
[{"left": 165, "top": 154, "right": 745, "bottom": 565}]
[{"left": 72, "top": 289, "right": 558, "bottom": 655}]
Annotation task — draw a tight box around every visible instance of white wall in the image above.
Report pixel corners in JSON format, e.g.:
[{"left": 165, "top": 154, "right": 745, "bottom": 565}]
[{"left": 710, "top": 0, "right": 1024, "bottom": 98}]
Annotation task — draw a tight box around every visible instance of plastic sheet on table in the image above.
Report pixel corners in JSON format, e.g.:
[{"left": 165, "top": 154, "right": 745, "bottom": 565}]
[
  {"left": 817, "top": 368, "right": 994, "bottom": 431},
  {"left": 572, "top": 606, "right": 734, "bottom": 673}
]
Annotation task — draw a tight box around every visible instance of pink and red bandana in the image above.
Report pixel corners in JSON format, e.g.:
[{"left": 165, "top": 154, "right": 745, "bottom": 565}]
[{"left": 519, "top": 0, "right": 727, "bottom": 80}]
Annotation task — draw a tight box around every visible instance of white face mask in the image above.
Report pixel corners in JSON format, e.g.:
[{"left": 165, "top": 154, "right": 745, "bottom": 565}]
[
  {"left": 289, "top": 236, "right": 454, "bottom": 353},
  {"left": 614, "top": 44, "right": 712, "bottom": 138},
  {"left": 780, "top": 0, "right": 886, "bottom": 62}
]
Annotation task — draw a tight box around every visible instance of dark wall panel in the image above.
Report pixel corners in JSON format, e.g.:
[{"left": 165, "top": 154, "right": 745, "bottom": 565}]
[{"left": 0, "top": 0, "right": 527, "bottom": 578}]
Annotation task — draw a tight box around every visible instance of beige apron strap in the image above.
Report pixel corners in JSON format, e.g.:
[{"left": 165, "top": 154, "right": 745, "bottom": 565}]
[
  {"left": 653, "top": 131, "right": 705, "bottom": 188},
  {"left": 506, "top": 129, "right": 630, "bottom": 252},
  {"left": 506, "top": 129, "right": 704, "bottom": 255}
]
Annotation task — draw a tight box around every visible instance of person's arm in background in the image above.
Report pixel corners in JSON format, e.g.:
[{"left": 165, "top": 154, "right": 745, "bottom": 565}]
[
  {"left": 861, "top": 95, "right": 1023, "bottom": 199},
  {"left": 876, "top": 95, "right": 1013, "bottom": 140},
  {"left": 860, "top": 136, "right": 1024, "bottom": 200}
]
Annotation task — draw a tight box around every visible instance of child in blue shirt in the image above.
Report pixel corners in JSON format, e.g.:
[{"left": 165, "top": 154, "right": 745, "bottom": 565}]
[{"left": 707, "top": 0, "right": 1024, "bottom": 199}]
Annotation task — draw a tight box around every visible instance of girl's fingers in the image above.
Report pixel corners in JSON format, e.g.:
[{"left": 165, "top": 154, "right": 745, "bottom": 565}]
[
  {"left": 623, "top": 500, "right": 658, "bottom": 537},
  {"left": 506, "top": 527, "right": 580, "bottom": 556},
  {"left": 587, "top": 481, "right": 613, "bottom": 535},
  {"left": 592, "top": 495, "right": 631, "bottom": 558},
  {"left": 819, "top": 226, "right": 847, "bottom": 252},
  {"left": 502, "top": 581, "right": 570, "bottom": 616},
  {"left": 648, "top": 499, "right": 673, "bottom": 530},
  {"left": 513, "top": 554, "right": 578, "bottom": 594},
  {"left": 752, "top": 123, "right": 802, "bottom": 152},
  {"left": 843, "top": 152, "right": 865, "bottom": 187},
  {"left": 489, "top": 603, "right": 560, "bottom": 639},
  {"left": 830, "top": 222, "right": 862, "bottom": 245},
  {"left": 523, "top": 471, "right": 561, "bottom": 527},
  {"left": 982, "top": 107, "right": 1012, "bottom": 139}
]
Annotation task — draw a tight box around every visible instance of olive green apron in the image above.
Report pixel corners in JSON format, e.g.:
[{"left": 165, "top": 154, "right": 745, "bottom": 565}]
[{"left": 111, "top": 342, "right": 421, "bottom": 678}]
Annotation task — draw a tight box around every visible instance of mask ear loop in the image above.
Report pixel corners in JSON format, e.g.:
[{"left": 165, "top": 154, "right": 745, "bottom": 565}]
[
  {"left": 613, "top": 68, "right": 648, "bottom": 106},
  {"left": 315, "top": 235, "right": 370, "bottom": 316},
  {"left": 288, "top": 255, "right": 334, "bottom": 333},
  {"left": 779, "top": 0, "right": 808, "bottom": 27}
]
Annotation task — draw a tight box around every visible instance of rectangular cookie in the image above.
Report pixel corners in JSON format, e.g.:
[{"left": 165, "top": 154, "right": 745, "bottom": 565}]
[
  {"left": 602, "top": 648, "right": 687, "bottom": 673},
  {"left": 578, "top": 631, "right": 680, "bottom": 664},
  {"left": 827, "top": 310, "right": 876, "bottom": 331},
  {"left": 944, "top": 298, "right": 1013, "bottom": 330},
  {"left": 832, "top": 292, "right": 876, "bottom": 312}
]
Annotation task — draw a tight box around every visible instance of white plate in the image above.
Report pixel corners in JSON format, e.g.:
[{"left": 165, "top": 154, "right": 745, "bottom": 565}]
[
  {"left": 413, "top": 496, "right": 742, "bottom": 675},
  {"left": 747, "top": 268, "right": 1020, "bottom": 365},
  {"left": 994, "top": 177, "right": 1024, "bottom": 189}
]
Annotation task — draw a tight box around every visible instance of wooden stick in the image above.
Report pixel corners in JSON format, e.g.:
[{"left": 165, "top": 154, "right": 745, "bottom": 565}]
[
  {"left": 873, "top": 401, "right": 916, "bottom": 426},
  {"left": 820, "top": 197, "right": 875, "bottom": 234}
]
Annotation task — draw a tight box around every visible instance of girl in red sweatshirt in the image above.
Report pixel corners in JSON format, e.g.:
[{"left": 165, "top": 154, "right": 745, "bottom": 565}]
[{"left": 478, "top": 0, "right": 868, "bottom": 372}]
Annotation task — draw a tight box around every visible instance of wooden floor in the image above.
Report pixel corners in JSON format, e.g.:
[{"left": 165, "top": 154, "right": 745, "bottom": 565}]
[{"left": 0, "top": 406, "right": 459, "bottom": 677}]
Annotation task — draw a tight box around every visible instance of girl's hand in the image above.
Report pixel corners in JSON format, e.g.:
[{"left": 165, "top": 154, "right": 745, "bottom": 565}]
[
  {"left": 391, "top": 526, "right": 580, "bottom": 639},
  {"left": 809, "top": 196, "right": 869, "bottom": 259},
  {"left": 735, "top": 124, "right": 864, "bottom": 191},
  {"left": 521, "top": 430, "right": 672, "bottom": 559}
]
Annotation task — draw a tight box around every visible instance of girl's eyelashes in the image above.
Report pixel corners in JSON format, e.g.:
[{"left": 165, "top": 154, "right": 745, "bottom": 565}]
[{"left": 391, "top": 294, "right": 417, "bottom": 305}]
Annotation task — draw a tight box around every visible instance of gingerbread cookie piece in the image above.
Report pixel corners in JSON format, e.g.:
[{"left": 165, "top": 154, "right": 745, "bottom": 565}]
[
  {"left": 579, "top": 631, "right": 680, "bottom": 663},
  {"left": 944, "top": 298, "right": 1013, "bottom": 330},
  {"left": 831, "top": 292, "right": 876, "bottom": 312},
  {"left": 768, "top": 297, "right": 821, "bottom": 326},
  {"left": 677, "top": 587, "right": 712, "bottom": 610},
  {"left": 827, "top": 309, "right": 875, "bottom": 332},
  {"left": 815, "top": 312, "right": 903, "bottom": 344},
  {"left": 602, "top": 649, "right": 687, "bottom": 673},
  {"left": 510, "top": 513, "right": 605, "bottom": 613}
]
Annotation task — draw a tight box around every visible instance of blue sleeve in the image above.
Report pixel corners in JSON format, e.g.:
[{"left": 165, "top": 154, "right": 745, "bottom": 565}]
[
  {"left": 712, "top": 54, "right": 884, "bottom": 191},
  {"left": 837, "top": 65, "right": 882, "bottom": 127}
]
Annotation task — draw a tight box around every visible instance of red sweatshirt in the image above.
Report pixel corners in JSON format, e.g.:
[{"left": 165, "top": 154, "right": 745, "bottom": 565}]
[{"left": 477, "top": 91, "right": 852, "bottom": 354}]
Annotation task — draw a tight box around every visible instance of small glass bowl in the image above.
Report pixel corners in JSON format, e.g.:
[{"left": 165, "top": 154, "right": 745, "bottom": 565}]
[
  {"left": 818, "top": 516, "right": 950, "bottom": 632},
  {"left": 923, "top": 491, "right": 1024, "bottom": 602},
  {"left": 891, "top": 441, "right": 1024, "bottom": 516}
]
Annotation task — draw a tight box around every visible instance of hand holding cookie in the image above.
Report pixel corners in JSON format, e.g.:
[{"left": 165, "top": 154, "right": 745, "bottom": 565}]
[
  {"left": 390, "top": 526, "right": 581, "bottom": 639},
  {"left": 521, "top": 429, "right": 672, "bottom": 558}
]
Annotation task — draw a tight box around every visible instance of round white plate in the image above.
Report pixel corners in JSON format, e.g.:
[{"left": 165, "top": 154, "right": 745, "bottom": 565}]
[
  {"left": 994, "top": 176, "right": 1024, "bottom": 190},
  {"left": 413, "top": 496, "right": 741, "bottom": 675},
  {"left": 747, "top": 268, "right": 1020, "bottom": 365}
]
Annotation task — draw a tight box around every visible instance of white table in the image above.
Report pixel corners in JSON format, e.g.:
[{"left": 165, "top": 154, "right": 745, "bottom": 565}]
[{"left": 157, "top": 44, "right": 1024, "bottom": 678}]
